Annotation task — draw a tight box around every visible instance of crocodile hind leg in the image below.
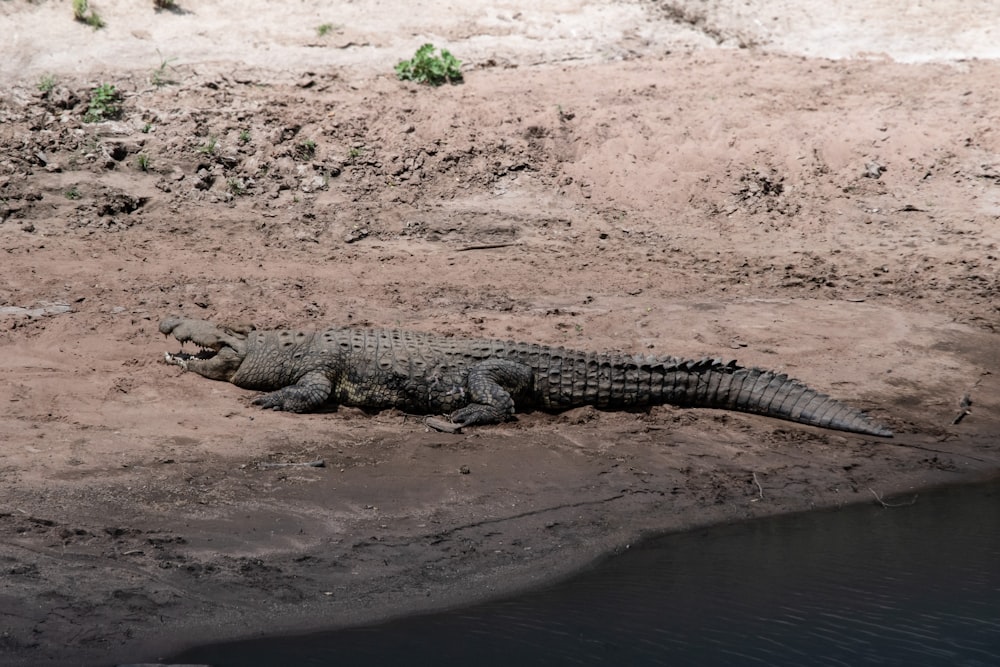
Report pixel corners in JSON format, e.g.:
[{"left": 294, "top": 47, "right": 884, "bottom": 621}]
[{"left": 450, "top": 359, "right": 534, "bottom": 425}]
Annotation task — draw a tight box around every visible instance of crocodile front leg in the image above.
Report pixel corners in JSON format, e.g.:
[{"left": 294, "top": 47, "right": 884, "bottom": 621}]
[
  {"left": 251, "top": 370, "right": 333, "bottom": 413},
  {"left": 450, "top": 359, "right": 534, "bottom": 426}
]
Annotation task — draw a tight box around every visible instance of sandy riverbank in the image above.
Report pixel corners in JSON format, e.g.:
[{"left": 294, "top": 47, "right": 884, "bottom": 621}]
[{"left": 1, "top": 1, "right": 999, "bottom": 664}]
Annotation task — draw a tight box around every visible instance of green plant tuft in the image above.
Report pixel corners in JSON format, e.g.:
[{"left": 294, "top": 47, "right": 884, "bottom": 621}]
[
  {"left": 197, "top": 135, "right": 219, "bottom": 155},
  {"left": 83, "top": 83, "right": 123, "bottom": 122},
  {"left": 297, "top": 139, "right": 317, "bottom": 159},
  {"left": 227, "top": 177, "right": 246, "bottom": 196},
  {"left": 395, "top": 43, "right": 462, "bottom": 86},
  {"left": 38, "top": 74, "right": 57, "bottom": 93},
  {"left": 65, "top": 186, "right": 82, "bottom": 200},
  {"left": 151, "top": 51, "right": 178, "bottom": 87},
  {"left": 316, "top": 23, "right": 335, "bottom": 37},
  {"left": 238, "top": 129, "right": 251, "bottom": 144},
  {"left": 136, "top": 153, "right": 151, "bottom": 171},
  {"left": 73, "top": 0, "right": 105, "bottom": 28}
]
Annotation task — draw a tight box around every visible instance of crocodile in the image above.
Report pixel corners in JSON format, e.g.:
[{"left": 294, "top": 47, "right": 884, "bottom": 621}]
[{"left": 158, "top": 316, "right": 893, "bottom": 437}]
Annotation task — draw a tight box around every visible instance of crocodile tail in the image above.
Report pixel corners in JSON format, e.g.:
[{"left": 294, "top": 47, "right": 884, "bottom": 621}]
[{"left": 660, "top": 358, "right": 893, "bottom": 437}]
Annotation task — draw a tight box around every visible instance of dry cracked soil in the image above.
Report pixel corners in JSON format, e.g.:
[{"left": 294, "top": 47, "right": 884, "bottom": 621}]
[{"left": 1, "top": 0, "right": 1000, "bottom": 664}]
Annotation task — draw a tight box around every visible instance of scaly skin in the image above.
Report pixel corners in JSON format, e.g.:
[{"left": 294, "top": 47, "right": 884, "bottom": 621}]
[{"left": 159, "top": 317, "right": 893, "bottom": 437}]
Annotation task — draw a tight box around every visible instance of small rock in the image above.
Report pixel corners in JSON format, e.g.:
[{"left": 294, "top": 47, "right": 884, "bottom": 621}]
[
  {"left": 344, "top": 227, "right": 369, "bottom": 244},
  {"left": 863, "top": 161, "right": 886, "bottom": 179},
  {"left": 48, "top": 86, "right": 80, "bottom": 110},
  {"left": 300, "top": 174, "right": 327, "bottom": 193},
  {"left": 194, "top": 169, "right": 214, "bottom": 191}
]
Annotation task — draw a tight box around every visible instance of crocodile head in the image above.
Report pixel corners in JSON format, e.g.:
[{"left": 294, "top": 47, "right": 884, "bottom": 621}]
[{"left": 159, "top": 317, "right": 255, "bottom": 381}]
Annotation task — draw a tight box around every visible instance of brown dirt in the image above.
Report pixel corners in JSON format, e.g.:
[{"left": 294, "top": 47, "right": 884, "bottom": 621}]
[{"left": 2, "top": 1, "right": 1000, "bottom": 664}]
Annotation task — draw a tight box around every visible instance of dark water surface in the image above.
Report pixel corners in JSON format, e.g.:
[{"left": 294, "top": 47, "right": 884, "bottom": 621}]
[{"left": 174, "top": 481, "right": 1000, "bottom": 666}]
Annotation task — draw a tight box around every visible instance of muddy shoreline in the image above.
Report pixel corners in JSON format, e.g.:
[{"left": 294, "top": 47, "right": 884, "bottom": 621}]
[
  {"left": 5, "top": 373, "right": 998, "bottom": 666},
  {"left": 157, "top": 473, "right": 1000, "bottom": 666},
  {"left": 32, "top": 445, "right": 1000, "bottom": 667}
]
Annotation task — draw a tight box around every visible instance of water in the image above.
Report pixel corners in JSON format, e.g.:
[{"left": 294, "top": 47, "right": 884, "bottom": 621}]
[{"left": 174, "top": 481, "right": 1000, "bottom": 666}]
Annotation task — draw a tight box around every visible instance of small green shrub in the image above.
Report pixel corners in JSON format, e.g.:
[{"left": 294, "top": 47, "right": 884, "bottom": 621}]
[
  {"left": 65, "top": 186, "right": 82, "bottom": 200},
  {"left": 238, "top": 129, "right": 251, "bottom": 144},
  {"left": 83, "top": 83, "right": 122, "bottom": 122},
  {"left": 197, "top": 135, "right": 218, "bottom": 155},
  {"left": 151, "top": 52, "right": 177, "bottom": 87},
  {"left": 37, "top": 74, "right": 57, "bottom": 93},
  {"left": 395, "top": 43, "right": 462, "bottom": 86},
  {"left": 297, "top": 139, "right": 317, "bottom": 159},
  {"left": 136, "top": 153, "right": 151, "bottom": 171},
  {"left": 73, "top": 0, "right": 105, "bottom": 28},
  {"left": 227, "top": 178, "right": 246, "bottom": 195},
  {"left": 316, "top": 23, "right": 335, "bottom": 37}
]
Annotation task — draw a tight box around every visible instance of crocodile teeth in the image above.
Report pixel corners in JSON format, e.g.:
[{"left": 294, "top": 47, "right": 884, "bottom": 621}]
[
  {"left": 163, "top": 352, "right": 189, "bottom": 370},
  {"left": 165, "top": 347, "right": 217, "bottom": 362}
]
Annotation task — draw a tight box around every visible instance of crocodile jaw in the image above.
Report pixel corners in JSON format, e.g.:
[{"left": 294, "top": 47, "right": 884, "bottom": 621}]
[{"left": 159, "top": 317, "right": 251, "bottom": 382}]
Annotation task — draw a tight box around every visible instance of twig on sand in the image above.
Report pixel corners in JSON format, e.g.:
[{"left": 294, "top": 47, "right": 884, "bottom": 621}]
[
  {"left": 255, "top": 459, "right": 326, "bottom": 470},
  {"left": 751, "top": 472, "right": 764, "bottom": 501},
  {"left": 868, "top": 487, "right": 918, "bottom": 508},
  {"left": 952, "top": 392, "right": 972, "bottom": 425},
  {"left": 455, "top": 242, "right": 519, "bottom": 252}
]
